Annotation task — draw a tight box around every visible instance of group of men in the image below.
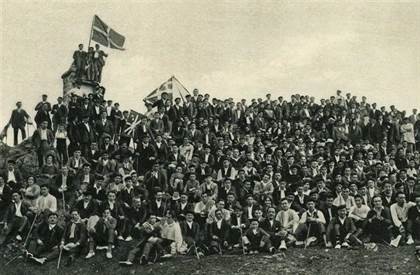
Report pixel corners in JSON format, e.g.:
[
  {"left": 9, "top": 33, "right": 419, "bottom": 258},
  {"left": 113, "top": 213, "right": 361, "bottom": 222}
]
[{"left": 1, "top": 88, "right": 420, "bottom": 267}]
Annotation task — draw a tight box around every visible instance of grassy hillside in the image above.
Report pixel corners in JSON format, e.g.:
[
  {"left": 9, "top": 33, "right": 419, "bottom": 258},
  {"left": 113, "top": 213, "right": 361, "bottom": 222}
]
[{"left": 1, "top": 244, "right": 418, "bottom": 275}]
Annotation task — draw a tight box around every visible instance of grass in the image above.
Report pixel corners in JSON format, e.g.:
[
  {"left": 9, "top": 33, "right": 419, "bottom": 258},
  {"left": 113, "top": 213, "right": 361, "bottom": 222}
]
[{"left": 1, "top": 243, "right": 419, "bottom": 275}]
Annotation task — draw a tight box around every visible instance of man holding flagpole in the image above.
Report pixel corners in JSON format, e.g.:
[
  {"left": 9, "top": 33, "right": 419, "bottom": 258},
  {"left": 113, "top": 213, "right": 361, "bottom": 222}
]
[{"left": 86, "top": 15, "right": 126, "bottom": 83}]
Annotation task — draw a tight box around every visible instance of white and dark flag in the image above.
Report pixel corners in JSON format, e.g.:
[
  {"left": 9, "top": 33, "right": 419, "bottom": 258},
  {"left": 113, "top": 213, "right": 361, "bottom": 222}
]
[
  {"left": 143, "top": 76, "right": 190, "bottom": 105},
  {"left": 91, "top": 15, "right": 125, "bottom": 50}
]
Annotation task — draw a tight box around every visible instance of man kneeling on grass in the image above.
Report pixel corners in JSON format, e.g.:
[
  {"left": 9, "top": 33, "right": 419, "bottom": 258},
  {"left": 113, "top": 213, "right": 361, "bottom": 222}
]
[{"left": 85, "top": 208, "right": 116, "bottom": 259}]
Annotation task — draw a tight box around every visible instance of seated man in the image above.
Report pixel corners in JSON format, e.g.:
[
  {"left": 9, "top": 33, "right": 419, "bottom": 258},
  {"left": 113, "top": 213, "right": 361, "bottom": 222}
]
[
  {"left": 275, "top": 198, "right": 299, "bottom": 250},
  {"left": 74, "top": 189, "right": 98, "bottom": 223},
  {"left": 180, "top": 209, "right": 201, "bottom": 252},
  {"left": 229, "top": 206, "right": 248, "bottom": 247},
  {"left": 260, "top": 207, "right": 282, "bottom": 250},
  {"left": 407, "top": 194, "right": 420, "bottom": 256},
  {"left": 1, "top": 192, "right": 32, "bottom": 244},
  {"left": 207, "top": 209, "right": 231, "bottom": 253},
  {"left": 390, "top": 191, "right": 415, "bottom": 246},
  {"left": 348, "top": 195, "right": 370, "bottom": 240},
  {"left": 119, "top": 214, "right": 163, "bottom": 266},
  {"left": 27, "top": 212, "right": 63, "bottom": 265},
  {"left": 100, "top": 190, "right": 125, "bottom": 240},
  {"left": 295, "top": 199, "right": 327, "bottom": 247},
  {"left": 365, "top": 196, "right": 393, "bottom": 244},
  {"left": 36, "top": 184, "right": 58, "bottom": 215},
  {"left": 125, "top": 197, "right": 148, "bottom": 241},
  {"left": 85, "top": 208, "right": 116, "bottom": 259},
  {"left": 60, "top": 209, "right": 87, "bottom": 266},
  {"left": 327, "top": 205, "right": 361, "bottom": 249},
  {"left": 408, "top": 193, "right": 420, "bottom": 238},
  {"left": 242, "top": 219, "right": 273, "bottom": 254}
]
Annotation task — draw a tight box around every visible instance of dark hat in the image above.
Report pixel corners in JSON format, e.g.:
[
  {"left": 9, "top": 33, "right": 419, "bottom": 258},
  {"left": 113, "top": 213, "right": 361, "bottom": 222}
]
[
  {"left": 336, "top": 205, "right": 346, "bottom": 210},
  {"left": 83, "top": 189, "right": 95, "bottom": 197},
  {"left": 185, "top": 208, "right": 195, "bottom": 215}
]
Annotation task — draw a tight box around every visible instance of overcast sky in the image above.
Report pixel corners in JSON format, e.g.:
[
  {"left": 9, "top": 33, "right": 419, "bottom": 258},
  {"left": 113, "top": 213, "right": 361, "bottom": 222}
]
[{"left": 1, "top": 1, "right": 419, "bottom": 131}]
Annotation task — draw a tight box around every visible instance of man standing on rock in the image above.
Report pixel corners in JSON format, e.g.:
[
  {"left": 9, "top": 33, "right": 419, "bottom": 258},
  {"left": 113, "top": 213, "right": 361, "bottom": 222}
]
[
  {"left": 73, "top": 43, "right": 87, "bottom": 80},
  {"left": 32, "top": 120, "right": 54, "bottom": 166},
  {"left": 6, "top": 101, "right": 31, "bottom": 145}
]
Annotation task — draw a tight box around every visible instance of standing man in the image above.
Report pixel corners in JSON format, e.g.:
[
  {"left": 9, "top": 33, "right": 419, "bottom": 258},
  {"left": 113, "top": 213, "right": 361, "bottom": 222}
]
[
  {"left": 35, "top": 94, "right": 52, "bottom": 113},
  {"left": 32, "top": 120, "right": 54, "bottom": 166},
  {"left": 51, "top": 97, "right": 68, "bottom": 133},
  {"left": 7, "top": 101, "right": 31, "bottom": 145},
  {"left": 93, "top": 44, "right": 108, "bottom": 82},
  {"left": 73, "top": 43, "right": 87, "bottom": 80}
]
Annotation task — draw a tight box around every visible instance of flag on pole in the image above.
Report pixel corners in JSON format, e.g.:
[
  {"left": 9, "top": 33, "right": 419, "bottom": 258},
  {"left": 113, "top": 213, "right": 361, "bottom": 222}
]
[
  {"left": 91, "top": 15, "right": 125, "bottom": 50},
  {"left": 143, "top": 76, "right": 190, "bottom": 105},
  {"left": 124, "top": 110, "right": 145, "bottom": 135}
]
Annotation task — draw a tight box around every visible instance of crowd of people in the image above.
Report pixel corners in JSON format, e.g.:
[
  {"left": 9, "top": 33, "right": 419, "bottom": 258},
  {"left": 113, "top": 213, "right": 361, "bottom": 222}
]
[{"left": 1, "top": 87, "right": 420, "bottom": 268}]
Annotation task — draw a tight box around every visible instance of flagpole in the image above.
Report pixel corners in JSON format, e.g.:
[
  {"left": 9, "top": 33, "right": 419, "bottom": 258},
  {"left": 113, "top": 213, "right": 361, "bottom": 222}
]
[{"left": 88, "top": 16, "right": 95, "bottom": 49}]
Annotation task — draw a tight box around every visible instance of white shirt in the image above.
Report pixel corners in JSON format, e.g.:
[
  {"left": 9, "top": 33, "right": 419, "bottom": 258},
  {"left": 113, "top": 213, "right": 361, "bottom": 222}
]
[
  {"left": 216, "top": 219, "right": 222, "bottom": 229},
  {"left": 15, "top": 201, "right": 23, "bottom": 217},
  {"left": 187, "top": 221, "right": 193, "bottom": 229},
  {"left": 40, "top": 129, "right": 48, "bottom": 140},
  {"left": 84, "top": 123, "right": 90, "bottom": 132},
  {"left": 7, "top": 170, "right": 16, "bottom": 183},
  {"left": 247, "top": 206, "right": 253, "bottom": 219}
]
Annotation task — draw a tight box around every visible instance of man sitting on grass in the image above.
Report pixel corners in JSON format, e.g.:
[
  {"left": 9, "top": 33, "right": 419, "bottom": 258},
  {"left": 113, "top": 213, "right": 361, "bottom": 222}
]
[
  {"left": 327, "top": 205, "right": 362, "bottom": 249},
  {"left": 27, "top": 212, "right": 63, "bottom": 265},
  {"left": 295, "top": 199, "right": 327, "bottom": 247},
  {"left": 242, "top": 219, "right": 274, "bottom": 254},
  {"left": 85, "top": 208, "right": 117, "bottom": 259}
]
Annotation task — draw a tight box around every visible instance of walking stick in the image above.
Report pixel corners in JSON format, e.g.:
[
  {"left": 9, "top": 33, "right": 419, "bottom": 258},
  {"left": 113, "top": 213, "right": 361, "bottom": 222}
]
[
  {"left": 57, "top": 191, "right": 69, "bottom": 270},
  {"left": 239, "top": 227, "right": 246, "bottom": 255},
  {"left": 193, "top": 241, "right": 200, "bottom": 260},
  {"left": 5, "top": 211, "right": 39, "bottom": 266},
  {"left": 61, "top": 190, "right": 66, "bottom": 212},
  {"left": 57, "top": 243, "right": 64, "bottom": 270},
  {"left": 23, "top": 211, "right": 39, "bottom": 248},
  {"left": 304, "top": 223, "right": 312, "bottom": 249}
]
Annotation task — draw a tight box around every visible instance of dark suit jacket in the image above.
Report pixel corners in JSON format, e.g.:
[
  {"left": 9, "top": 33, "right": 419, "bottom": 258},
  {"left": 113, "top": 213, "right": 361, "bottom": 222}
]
[
  {"left": 35, "top": 222, "right": 64, "bottom": 247},
  {"left": 77, "top": 123, "right": 96, "bottom": 144},
  {"left": 95, "top": 119, "right": 114, "bottom": 138},
  {"left": 4, "top": 201, "right": 31, "bottom": 223},
  {"left": 0, "top": 184, "right": 12, "bottom": 211},
  {"left": 209, "top": 219, "right": 230, "bottom": 241},
  {"left": 75, "top": 199, "right": 98, "bottom": 220},
  {"left": 292, "top": 195, "right": 309, "bottom": 213},
  {"left": 180, "top": 220, "right": 200, "bottom": 242},
  {"left": 73, "top": 50, "right": 87, "bottom": 68},
  {"left": 32, "top": 128, "right": 54, "bottom": 148},
  {"left": 8, "top": 109, "right": 30, "bottom": 128},
  {"left": 320, "top": 205, "right": 338, "bottom": 225},
  {"left": 148, "top": 200, "right": 167, "bottom": 217},
  {"left": 63, "top": 221, "right": 87, "bottom": 245},
  {"left": 100, "top": 200, "right": 125, "bottom": 218},
  {"left": 52, "top": 174, "right": 74, "bottom": 196},
  {"left": 260, "top": 218, "right": 281, "bottom": 236},
  {"left": 52, "top": 104, "right": 68, "bottom": 124}
]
